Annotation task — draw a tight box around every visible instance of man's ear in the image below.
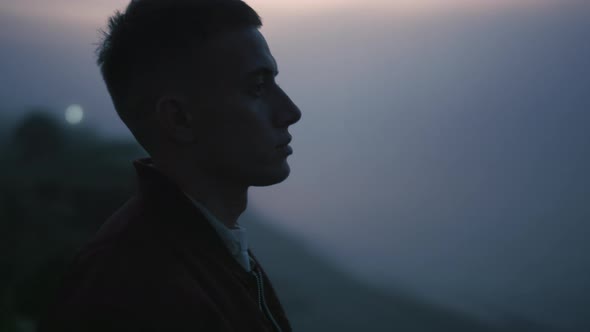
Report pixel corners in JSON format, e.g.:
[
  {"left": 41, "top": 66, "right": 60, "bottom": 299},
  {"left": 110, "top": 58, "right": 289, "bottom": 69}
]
[{"left": 155, "top": 96, "right": 196, "bottom": 143}]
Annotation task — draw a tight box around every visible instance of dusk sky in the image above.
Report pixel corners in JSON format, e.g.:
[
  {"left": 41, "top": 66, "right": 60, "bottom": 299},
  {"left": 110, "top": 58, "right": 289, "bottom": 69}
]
[
  {"left": 1, "top": 0, "right": 567, "bottom": 21},
  {"left": 1, "top": 0, "right": 590, "bottom": 330}
]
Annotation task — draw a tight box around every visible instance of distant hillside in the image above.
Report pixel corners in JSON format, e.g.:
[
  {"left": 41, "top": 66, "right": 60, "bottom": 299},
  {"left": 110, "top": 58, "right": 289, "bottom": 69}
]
[{"left": 242, "top": 210, "right": 556, "bottom": 332}]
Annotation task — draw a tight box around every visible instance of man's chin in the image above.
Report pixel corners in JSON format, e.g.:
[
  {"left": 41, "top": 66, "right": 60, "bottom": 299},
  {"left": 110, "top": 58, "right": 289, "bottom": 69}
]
[{"left": 250, "top": 164, "right": 291, "bottom": 187}]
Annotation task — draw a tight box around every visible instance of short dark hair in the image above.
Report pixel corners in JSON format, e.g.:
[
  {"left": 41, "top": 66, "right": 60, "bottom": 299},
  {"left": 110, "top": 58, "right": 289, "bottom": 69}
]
[{"left": 96, "top": 0, "right": 262, "bottom": 125}]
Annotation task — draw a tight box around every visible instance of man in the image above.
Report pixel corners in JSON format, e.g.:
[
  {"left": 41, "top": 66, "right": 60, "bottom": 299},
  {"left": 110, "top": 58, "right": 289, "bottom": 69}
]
[{"left": 39, "top": 0, "right": 301, "bottom": 331}]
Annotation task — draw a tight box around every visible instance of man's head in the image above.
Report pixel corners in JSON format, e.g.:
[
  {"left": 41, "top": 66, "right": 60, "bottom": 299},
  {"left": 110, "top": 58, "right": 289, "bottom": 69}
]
[{"left": 97, "top": 0, "right": 301, "bottom": 187}]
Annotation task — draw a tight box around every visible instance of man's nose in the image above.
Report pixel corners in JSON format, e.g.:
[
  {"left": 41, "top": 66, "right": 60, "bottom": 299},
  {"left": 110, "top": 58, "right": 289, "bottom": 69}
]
[{"left": 274, "top": 88, "right": 302, "bottom": 128}]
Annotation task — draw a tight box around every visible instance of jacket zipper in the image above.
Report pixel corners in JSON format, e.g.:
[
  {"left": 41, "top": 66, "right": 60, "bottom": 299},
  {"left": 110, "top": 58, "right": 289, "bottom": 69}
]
[{"left": 252, "top": 268, "right": 283, "bottom": 332}]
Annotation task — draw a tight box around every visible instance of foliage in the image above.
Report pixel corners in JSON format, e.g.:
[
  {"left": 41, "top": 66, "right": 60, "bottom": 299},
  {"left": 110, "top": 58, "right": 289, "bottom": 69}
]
[{"left": 0, "top": 110, "right": 143, "bottom": 330}]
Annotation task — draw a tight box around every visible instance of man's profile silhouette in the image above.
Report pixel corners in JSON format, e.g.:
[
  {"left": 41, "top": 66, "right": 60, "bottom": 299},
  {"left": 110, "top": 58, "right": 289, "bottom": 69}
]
[{"left": 39, "top": 0, "right": 301, "bottom": 331}]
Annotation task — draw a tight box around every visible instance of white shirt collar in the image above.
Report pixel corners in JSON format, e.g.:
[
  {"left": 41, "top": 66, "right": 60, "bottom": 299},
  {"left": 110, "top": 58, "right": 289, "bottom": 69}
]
[{"left": 184, "top": 193, "right": 251, "bottom": 272}]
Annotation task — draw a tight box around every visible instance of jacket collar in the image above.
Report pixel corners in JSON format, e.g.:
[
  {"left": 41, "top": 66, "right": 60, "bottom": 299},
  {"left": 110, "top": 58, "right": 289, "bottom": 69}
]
[{"left": 132, "top": 158, "right": 255, "bottom": 281}]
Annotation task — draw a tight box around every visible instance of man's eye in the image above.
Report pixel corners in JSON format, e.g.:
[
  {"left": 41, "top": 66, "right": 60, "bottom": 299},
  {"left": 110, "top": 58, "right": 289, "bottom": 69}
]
[{"left": 251, "top": 82, "right": 266, "bottom": 97}]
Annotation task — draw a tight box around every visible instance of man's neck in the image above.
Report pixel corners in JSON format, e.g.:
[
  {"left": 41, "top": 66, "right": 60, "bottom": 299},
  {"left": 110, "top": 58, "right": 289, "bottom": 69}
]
[
  {"left": 184, "top": 186, "right": 248, "bottom": 229},
  {"left": 152, "top": 159, "right": 248, "bottom": 228}
]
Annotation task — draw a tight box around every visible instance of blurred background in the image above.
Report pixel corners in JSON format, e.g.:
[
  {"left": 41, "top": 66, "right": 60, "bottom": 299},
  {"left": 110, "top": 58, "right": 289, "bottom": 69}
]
[{"left": 1, "top": 0, "right": 589, "bottom": 331}]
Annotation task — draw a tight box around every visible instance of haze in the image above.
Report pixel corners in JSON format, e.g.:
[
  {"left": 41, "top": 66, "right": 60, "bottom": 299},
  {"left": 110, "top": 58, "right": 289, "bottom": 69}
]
[{"left": 1, "top": 0, "right": 589, "bottom": 330}]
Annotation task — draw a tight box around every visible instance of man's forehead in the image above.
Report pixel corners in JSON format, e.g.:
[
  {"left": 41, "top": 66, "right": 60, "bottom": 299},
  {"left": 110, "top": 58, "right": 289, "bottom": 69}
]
[{"left": 200, "top": 27, "right": 277, "bottom": 78}]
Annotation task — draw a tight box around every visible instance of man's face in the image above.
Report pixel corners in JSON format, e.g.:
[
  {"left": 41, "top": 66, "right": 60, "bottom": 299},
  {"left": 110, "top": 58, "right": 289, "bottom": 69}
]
[{"left": 187, "top": 27, "right": 302, "bottom": 187}]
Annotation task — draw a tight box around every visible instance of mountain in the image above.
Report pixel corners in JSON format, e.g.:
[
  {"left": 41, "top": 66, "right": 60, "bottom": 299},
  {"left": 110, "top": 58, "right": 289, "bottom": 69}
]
[{"left": 243, "top": 210, "right": 554, "bottom": 332}]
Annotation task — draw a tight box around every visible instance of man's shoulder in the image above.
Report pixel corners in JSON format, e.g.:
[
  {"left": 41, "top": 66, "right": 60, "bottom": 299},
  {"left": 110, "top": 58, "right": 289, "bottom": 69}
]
[
  {"left": 78, "top": 195, "right": 187, "bottom": 277},
  {"left": 40, "top": 197, "right": 224, "bottom": 331},
  {"left": 42, "top": 240, "right": 226, "bottom": 332},
  {"left": 78, "top": 194, "right": 169, "bottom": 266},
  {"left": 90, "top": 195, "right": 144, "bottom": 246},
  {"left": 59, "top": 234, "right": 200, "bottom": 307},
  {"left": 54, "top": 196, "right": 182, "bottom": 303}
]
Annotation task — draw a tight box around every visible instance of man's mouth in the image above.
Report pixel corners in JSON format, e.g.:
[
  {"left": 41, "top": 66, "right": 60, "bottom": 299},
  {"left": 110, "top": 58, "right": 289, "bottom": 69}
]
[{"left": 276, "top": 136, "right": 292, "bottom": 148}]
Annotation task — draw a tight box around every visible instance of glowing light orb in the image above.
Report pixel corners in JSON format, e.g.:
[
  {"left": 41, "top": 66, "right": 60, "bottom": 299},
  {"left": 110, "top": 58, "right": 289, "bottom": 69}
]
[{"left": 65, "top": 104, "right": 84, "bottom": 125}]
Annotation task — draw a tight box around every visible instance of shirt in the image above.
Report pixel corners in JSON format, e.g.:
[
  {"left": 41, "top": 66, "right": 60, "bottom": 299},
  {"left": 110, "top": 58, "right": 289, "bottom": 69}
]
[{"left": 184, "top": 194, "right": 251, "bottom": 272}]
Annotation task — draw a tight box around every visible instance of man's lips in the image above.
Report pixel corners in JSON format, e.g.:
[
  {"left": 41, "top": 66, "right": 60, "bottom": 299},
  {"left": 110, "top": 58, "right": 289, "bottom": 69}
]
[
  {"left": 277, "top": 144, "right": 293, "bottom": 156},
  {"left": 276, "top": 136, "right": 292, "bottom": 148}
]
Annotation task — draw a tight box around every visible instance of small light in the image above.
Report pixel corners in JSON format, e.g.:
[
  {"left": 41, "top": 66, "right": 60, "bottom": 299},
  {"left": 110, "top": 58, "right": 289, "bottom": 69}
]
[{"left": 65, "top": 104, "right": 84, "bottom": 125}]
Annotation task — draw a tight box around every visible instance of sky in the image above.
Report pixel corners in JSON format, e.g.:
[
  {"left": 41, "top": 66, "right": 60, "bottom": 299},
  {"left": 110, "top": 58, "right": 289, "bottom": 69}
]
[
  {"left": 0, "top": 0, "right": 566, "bottom": 20},
  {"left": 1, "top": 0, "right": 590, "bottom": 330}
]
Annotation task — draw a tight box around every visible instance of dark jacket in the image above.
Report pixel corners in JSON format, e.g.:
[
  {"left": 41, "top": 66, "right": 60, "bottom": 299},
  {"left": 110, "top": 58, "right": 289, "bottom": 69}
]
[{"left": 39, "top": 159, "right": 292, "bottom": 332}]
